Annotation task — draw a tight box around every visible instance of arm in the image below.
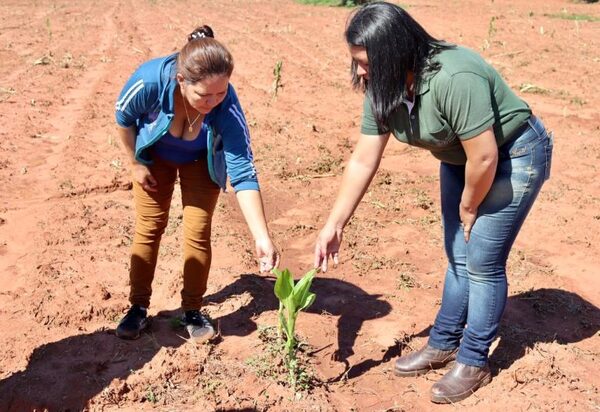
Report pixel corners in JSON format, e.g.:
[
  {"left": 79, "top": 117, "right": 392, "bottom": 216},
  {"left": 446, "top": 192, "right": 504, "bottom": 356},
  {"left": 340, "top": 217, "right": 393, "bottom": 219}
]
[
  {"left": 436, "top": 72, "right": 499, "bottom": 241},
  {"left": 216, "top": 85, "right": 259, "bottom": 191},
  {"left": 117, "top": 125, "right": 137, "bottom": 162},
  {"left": 213, "top": 86, "right": 277, "bottom": 270},
  {"left": 459, "top": 127, "right": 498, "bottom": 241},
  {"left": 115, "top": 61, "right": 160, "bottom": 192},
  {"left": 116, "top": 124, "right": 158, "bottom": 192},
  {"left": 314, "top": 132, "right": 390, "bottom": 271},
  {"left": 235, "top": 190, "right": 279, "bottom": 272}
]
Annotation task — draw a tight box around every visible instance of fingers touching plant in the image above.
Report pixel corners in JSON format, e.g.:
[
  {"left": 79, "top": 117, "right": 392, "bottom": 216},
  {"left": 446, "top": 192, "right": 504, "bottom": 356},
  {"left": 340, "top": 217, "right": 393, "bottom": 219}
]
[{"left": 272, "top": 268, "right": 317, "bottom": 389}]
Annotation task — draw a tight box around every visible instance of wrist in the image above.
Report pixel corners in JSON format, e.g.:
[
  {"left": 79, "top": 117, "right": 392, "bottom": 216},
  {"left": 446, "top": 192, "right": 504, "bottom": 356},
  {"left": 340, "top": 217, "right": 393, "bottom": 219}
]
[
  {"left": 253, "top": 231, "right": 271, "bottom": 243},
  {"left": 325, "top": 219, "right": 345, "bottom": 233},
  {"left": 460, "top": 200, "right": 477, "bottom": 213}
]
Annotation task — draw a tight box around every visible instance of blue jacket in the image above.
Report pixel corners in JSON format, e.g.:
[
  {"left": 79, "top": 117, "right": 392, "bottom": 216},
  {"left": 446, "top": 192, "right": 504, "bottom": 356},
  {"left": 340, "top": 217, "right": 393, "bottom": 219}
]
[{"left": 115, "top": 53, "right": 259, "bottom": 192}]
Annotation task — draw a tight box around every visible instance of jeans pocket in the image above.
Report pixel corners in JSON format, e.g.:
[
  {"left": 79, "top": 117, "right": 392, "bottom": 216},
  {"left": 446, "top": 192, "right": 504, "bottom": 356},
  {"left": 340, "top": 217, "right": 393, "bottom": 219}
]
[
  {"left": 544, "top": 131, "right": 554, "bottom": 181},
  {"left": 506, "top": 127, "right": 541, "bottom": 159}
]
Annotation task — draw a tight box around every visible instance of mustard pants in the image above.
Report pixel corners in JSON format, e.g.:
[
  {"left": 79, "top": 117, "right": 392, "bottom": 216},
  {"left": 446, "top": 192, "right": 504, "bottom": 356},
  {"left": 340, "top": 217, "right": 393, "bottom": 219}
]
[{"left": 128, "top": 155, "right": 220, "bottom": 311}]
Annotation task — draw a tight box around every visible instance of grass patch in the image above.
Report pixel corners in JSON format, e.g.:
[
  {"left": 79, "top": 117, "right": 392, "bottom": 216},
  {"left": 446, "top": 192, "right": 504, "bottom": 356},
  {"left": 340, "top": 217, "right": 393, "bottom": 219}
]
[
  {"left": 519, "top": 83, "right": 551, "bottom": 95},
  {"left": 544, "top": 12, "right": 600, "bottom": 22},
  {"left": 397, "top": 272, "right": 416, "bottom": 290},
  {"left": 246, "top": 325, "right": 319, "bottom": 392}
]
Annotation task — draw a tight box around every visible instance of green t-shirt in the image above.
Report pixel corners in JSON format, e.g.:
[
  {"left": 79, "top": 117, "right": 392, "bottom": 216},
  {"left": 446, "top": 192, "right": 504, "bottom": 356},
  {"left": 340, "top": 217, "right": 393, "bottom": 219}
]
[{"left": 361, "top": 46, "right": 531, "bottom": 165}]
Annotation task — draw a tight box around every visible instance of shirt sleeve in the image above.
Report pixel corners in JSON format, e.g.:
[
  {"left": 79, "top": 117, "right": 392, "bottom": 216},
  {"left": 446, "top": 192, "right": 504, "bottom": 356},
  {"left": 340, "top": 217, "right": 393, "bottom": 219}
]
[
  {"left": 214, "top": 85, "right": 260, "bottom": 192},
  {"left": 437, "top": 72, "right": 495, "bottom": 140},
  {"left": 360, "top": 96, "right": 386, "bottom": 135},
  {"left": 114, "top": 64, "right": 157, "bottom": 128}
]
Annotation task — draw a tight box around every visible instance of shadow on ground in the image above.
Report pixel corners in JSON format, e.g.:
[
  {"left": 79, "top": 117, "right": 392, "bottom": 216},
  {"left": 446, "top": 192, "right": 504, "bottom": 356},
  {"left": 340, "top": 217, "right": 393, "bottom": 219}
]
[
  {"left": 205, "top": 273, "right": 394, "bottom": 380},
  {"left": 1, "top": 284, "right": 597, "bottom": 410},
  {"left": 207, "top": 278, "right": 600, "bottom": 379},
  {"left": 405, "top": 288, "right": 600, "bottom": 374},
  {"left": 0, "top": 309, "right": 184, "bottom": 411},
  {"left": 490, "top": 288, "right": 600, "bottom": 373}
]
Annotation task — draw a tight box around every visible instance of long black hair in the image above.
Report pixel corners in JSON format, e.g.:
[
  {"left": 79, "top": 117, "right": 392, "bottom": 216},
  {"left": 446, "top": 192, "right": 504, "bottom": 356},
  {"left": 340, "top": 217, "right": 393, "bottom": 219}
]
[{"left": 345, "top": 2, "right": 452, "bottom": 132}]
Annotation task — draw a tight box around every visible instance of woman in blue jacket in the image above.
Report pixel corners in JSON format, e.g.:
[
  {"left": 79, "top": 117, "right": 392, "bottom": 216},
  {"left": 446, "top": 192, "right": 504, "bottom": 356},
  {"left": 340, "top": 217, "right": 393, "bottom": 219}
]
[{"left": 114, "top": 26, "right": 279, "bottom": 342}]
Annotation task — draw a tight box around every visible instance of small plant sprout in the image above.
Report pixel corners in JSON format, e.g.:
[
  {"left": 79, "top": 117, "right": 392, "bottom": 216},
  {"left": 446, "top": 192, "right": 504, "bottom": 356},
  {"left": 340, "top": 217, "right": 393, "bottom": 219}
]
[
  {"left": 272, "top": 268, "right": 317, "bottom": 389},
  {"left": 271, "top": 60, "right": 283, "bottom": 98}
]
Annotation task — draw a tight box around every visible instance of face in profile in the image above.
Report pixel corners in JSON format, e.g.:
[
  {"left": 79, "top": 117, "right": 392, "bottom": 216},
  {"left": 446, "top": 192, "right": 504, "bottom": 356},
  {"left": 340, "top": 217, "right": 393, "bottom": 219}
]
[{"left": 349, "top": 45, "right": 369, "bottom": 81}]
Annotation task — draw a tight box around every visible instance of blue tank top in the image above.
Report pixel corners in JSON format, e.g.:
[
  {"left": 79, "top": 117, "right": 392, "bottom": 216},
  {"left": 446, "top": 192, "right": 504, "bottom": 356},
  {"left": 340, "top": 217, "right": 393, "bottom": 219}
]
[{"left": 153, "top": 123, "right": 208, "bottom": 164}]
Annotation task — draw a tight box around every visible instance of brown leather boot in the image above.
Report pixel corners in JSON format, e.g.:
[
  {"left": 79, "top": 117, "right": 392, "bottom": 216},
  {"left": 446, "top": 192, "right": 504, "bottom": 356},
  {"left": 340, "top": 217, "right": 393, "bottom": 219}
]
[
  {"left": 430, "top": 361, "right": 492, "bottom": 403},
  {"left": 394, "top": 345, "right": 458, "bottom": 377}
]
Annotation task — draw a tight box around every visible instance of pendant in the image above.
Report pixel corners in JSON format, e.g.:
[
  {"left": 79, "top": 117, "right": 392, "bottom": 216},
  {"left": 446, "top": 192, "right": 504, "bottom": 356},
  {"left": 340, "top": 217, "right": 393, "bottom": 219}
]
[{"left": 188, "top": 126, "right": 193, "bottom": 133}]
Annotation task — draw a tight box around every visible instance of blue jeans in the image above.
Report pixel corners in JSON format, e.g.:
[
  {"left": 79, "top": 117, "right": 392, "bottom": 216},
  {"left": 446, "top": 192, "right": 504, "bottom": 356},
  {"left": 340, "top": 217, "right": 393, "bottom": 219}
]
[{"left": 428, "top": 116, "right": 553, "bottom": 367}]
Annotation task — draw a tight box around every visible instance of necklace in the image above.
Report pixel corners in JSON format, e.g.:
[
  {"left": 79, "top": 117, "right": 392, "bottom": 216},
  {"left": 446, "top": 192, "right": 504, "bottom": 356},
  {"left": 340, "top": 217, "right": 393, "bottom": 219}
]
[{"left": 182, "top": 93, "right": 202, "bottom": 133}]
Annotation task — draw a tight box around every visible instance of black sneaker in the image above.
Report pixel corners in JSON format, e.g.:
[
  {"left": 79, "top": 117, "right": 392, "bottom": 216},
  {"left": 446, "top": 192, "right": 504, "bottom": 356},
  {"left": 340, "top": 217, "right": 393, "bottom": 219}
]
[
  {"left": 182, "top": 310, "right": 215, "bottom": 342},
  {"left": 116, "top": 304, "right": 149, "bottom": 340}
]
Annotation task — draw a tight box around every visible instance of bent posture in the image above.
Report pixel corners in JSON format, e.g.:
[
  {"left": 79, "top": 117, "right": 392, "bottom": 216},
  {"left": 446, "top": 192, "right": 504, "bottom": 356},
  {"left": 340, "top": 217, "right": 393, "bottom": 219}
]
[
  {"left": 314, "top": 2, "right": 552, "bottom": 403},
  {"left": 115, "top": 26, "right": 279, "bottom": 342}
]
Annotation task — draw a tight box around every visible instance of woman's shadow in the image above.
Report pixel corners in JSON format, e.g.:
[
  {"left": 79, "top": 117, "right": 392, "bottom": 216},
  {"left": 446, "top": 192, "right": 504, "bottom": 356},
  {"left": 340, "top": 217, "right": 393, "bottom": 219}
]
[
  {"left": 0, "top": 309, "right": 186, "bottom": 411},
  {"left": 207, "top": 279, "right": 599, "bottom": 380},
  {"left": 407, "top": 288, "right": 599, "bottom": 374},
  {"left": 489, "top": 288, "right": 600, "bottom": 372},
  {"left": 1, "top": 281, "right": 596, "bottom": 410},
  {"left": 204, "top": 273, "right": 396, "bottom": 380},
  {"left": 0, "top": 274, "right": 393, "bottom": 410}
]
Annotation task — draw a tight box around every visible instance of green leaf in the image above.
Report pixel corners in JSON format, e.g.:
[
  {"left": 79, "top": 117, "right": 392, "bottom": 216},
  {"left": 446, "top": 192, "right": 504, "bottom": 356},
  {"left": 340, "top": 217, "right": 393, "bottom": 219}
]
[
  {"left": 291, "top": 269, "right": 316, "bottom": 312},
  {"left": 299, "top": 292, "right": 316, "bottom": 311},
  {"left": 274, "top": 268, "right": 293, "bottom": 303}
]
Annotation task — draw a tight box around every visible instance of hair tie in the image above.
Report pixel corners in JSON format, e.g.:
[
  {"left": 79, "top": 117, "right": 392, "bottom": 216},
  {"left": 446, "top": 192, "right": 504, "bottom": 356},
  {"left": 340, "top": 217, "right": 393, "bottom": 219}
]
[{"left": 190, "top": 32, "right": 207, "bottom": 41}]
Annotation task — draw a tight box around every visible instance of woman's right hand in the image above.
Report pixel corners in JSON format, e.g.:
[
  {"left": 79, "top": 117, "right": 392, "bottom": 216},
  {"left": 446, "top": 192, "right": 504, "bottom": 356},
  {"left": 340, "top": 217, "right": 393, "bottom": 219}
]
[
  {"left": 132, "top": 163, "right": 158, "bottom": 192},
  {"left": 314, "top": 223, "right": 343, "bottom": 273}
]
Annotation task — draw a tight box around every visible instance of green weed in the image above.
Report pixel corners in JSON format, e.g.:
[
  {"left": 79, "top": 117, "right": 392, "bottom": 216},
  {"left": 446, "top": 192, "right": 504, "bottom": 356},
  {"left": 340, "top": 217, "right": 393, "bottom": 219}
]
[
  {"left": 483, "top": 16, "right": 498, "bottom": 50},
  {"left": 145, "top": 386, "right": 157, "bottom": 403},
  {"left": 519, "top": 83, "right": 551, "bottom": 94},
  {"left": 272, "top": 60, "right": 283, "bottom": 98},
  {"left": 45, "top": 17, "right": 52, "bottom": 43},
  {"left": 201, "top": 379, "right": 222, "bottom": 396},
  {"left": 544, "top": 12, "right": 600, "bottom": 22},
  {"left": 247, "top": 324, "right": 317, "bottom": 392},
  {"left": 397, "top": 272, "right": 416, "bottom": 290}
]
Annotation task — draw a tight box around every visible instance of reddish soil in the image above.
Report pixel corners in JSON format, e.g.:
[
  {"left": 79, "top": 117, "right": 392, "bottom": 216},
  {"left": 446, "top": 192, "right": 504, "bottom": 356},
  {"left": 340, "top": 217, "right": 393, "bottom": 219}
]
[{"left": 0, "top": 0, "right": 599, "bottom": 411}]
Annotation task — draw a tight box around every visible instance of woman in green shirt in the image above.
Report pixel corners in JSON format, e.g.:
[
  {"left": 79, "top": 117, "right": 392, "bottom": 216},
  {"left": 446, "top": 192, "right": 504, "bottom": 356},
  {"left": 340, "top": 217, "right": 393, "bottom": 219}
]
[{"left": 313, "top": 1, "right": 553, "bottom": 404}]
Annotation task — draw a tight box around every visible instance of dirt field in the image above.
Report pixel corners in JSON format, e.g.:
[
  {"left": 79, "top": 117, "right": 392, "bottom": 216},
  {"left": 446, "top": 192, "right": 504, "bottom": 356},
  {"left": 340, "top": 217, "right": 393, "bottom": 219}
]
[{"left": 0, "top": 0, "right": 599, "bottom": 410}]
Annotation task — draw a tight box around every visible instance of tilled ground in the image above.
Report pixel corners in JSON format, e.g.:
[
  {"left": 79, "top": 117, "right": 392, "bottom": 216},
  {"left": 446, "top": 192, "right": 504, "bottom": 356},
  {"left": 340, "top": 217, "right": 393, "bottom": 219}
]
[{"left": 0, "top": 0, "right": 598, "bottom": 410}]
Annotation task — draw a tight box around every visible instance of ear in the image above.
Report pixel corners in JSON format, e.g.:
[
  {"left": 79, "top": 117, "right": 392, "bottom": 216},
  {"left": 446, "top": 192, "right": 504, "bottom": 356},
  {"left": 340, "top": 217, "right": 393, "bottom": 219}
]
[{"left": 176, "top": 73, "right": 186, "bottom": 86}]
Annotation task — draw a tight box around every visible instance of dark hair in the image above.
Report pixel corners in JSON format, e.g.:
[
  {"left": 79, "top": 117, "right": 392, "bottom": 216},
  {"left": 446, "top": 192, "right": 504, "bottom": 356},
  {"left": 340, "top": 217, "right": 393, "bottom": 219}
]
[
  {"left": 177, "top": 25, "right": 234, "bottom": 83},
  {"left": 345, "top": 2, "right": 452, "bottom": 132}
]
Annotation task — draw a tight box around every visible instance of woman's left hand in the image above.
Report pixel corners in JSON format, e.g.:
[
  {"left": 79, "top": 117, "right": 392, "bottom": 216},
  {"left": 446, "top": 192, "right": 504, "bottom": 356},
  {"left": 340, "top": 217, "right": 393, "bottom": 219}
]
[
  {"left": 459, "top": 203, "right": 477, "bottom": 242},
  {"left": 255, "top": 237, "right": 280, "bottom": 273}
]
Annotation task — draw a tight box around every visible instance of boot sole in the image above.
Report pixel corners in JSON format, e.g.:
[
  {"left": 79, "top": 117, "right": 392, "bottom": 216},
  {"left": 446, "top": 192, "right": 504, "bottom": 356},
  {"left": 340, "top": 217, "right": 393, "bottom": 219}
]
[
  {"left": 185, "top": 324, "right": 216, "bottom": 343},
  {"left": 430, "top": 372, "right": 492, "bottom": 404},
  {"left": 394, "top": 360, "right": 456, "bottom": 377}
]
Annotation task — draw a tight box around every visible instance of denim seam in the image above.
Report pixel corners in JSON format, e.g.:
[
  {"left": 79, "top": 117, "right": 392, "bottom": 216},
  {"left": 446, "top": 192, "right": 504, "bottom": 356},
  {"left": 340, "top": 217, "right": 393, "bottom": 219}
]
[
  {"left": 544, "top": 134, "right": 553, "bottom": 181},
  {"left": 523, "top": 142, "right": 536, "bottom": 191}
]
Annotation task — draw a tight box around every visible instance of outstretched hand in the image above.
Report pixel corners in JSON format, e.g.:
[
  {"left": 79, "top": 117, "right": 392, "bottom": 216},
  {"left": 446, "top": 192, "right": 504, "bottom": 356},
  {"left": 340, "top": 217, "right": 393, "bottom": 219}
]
[
  {"left": 256, "top": 237, "right": 280, "bottom": 273},
  {"left": 314, "top": 224, "right": 343, "bottom": 272}
]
